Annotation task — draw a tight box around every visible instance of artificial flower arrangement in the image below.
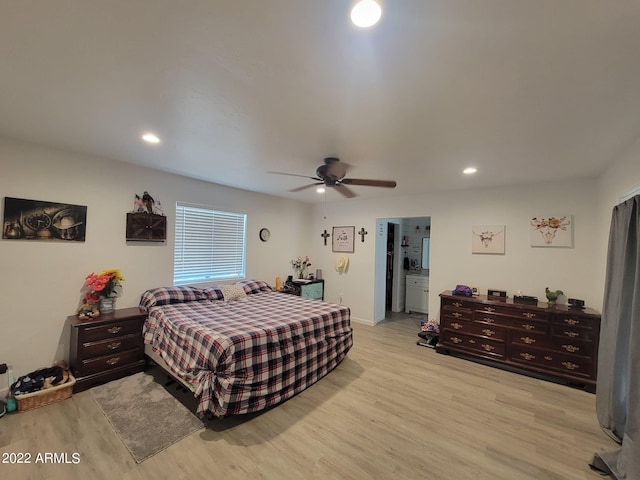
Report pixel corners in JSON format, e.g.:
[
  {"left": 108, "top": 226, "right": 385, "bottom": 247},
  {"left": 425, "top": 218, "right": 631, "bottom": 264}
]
[
  {"left": 77, "top": 269, "right": 125, "bottom": 319},
  {"left": 290, "top": 256, "right": 311, "bottom": 278}
]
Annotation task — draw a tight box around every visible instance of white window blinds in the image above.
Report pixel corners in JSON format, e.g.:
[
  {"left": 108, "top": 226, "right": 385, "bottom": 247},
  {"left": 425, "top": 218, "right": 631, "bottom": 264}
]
[{"left": 174, "top": 202, "right": 246, "bottom": 285}]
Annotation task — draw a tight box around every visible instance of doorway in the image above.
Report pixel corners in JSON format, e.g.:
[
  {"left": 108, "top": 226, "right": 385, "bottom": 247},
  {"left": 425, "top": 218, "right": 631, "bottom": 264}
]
[{"left": 374, "top": 216, "right": 431, "bottom": 323}]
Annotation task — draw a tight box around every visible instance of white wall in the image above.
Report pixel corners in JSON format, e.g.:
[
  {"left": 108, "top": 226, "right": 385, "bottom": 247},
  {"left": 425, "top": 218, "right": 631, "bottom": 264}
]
[
  {"left": 311, "top": 179, "right": 603, "bottom": 324},
  {"left": 0, "top": 137, "right": 312, "bottom": 380},
  {"left": 4, "top": 134, "right": 639, "bottom": 382}
]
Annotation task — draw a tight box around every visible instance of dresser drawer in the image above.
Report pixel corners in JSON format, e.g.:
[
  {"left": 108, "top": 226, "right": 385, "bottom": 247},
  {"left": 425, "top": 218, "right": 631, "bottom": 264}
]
[
  {"left": 479, "top": 304, "right": 546, "bottom": 322},
  {"left": 475, "top": 311, "right": 548, "bottom": 334},
  {"left": 78, "top": 349, "right": 144, "bottom": 377},
  {"left": 82, "top": 319, "right": 144, "bottom": 343},
  {"left": 550, "top": 325, "right": 596, "bottom": 342},
  {"left": 551, "top": 313, "right": 596, "bottom": 330},
  {"left": 441, "top": 297, "right": 474, "bottom": 312},
  {"left": 442, "top": 318, "right": 506, "bottom": 341},
  {"left": 441, "top": 331, "right": 506, "bottom": 359},
  {"left": 79, "top": 334, "right": 143, "bottom": 359},
  {"left": 510, "top": 344, "right": 592, "bottom": 378},
  {"left": 511, "top": 330, "right": 592, "bottom": 354}
]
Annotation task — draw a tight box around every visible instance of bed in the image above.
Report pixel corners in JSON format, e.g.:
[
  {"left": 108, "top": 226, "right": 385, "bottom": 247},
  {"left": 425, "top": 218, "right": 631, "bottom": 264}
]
[{"left": 140, "top": 280, "right": 353, "bottom": 418}]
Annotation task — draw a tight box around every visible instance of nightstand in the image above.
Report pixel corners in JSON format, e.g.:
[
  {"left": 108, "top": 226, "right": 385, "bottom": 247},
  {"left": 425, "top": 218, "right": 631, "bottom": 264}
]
[
  {"left": 68, "top": 307, "right": 147, "bottom": 393},
  {"left": 280, "top": 279, "right": 324, "bottom": 300}
]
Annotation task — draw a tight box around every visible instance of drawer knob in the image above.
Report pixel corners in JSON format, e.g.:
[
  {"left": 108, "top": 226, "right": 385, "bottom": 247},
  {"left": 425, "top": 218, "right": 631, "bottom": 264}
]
[
  {"left": 451, "top": 322, "right": 463, "bottom": 330},
  {"left": 452, "top": 312, "right": 462, "bottom": 318},
  {"left": 523, "top": 312, "right": 536, "bottom": 319},
  {"left": 107, "top": 341, "right": 121, "bottom": 350},
  {"left": 481, "top": 344, "right": 495, "bottom": 352},
  {"left": 544, "top": 356, "right": 553, "bottom": 361},
  {"left": 520, "top": 352, "right": 535, "bottom": 361},
  {"left": 521, "top": 336, "right": 536, "bottom": 344},
  {"left": 468, "top": 339, "right": 476, "bottom": 344},
  {"left": 483, "top": 317, "right": 495, "bottom": 324},
  {"left": 453, "top": 302, "right": 462, "bottom": 308},
  {"left": 485, "top": 307, "right": 496, "bottom": 312},
  {"left": 107, "top": 326, "right": 122, "bottom": 334},
  {"left": 106, "top": 357, "right": 120, "bottom": 366},
  {"left": 562, "top": 344, "right": 580, "bottom": 353},
  {"left": 561, "top": 361, "right": 579, "bottom": 371},
  {"left": 522, "top": 324, "right": 535, "bottom": 330},
  {"left": 482, "top": 329, "right": 495, "bottom": 337},
  {"left": 451, "top": 337, "right": 462, "bottom": 344},
  {"left": 564, "top": 331, "right": 579, "bottom": 338},
  {"left": 564, "top": 318, "right": 579, "bottom": 326}
]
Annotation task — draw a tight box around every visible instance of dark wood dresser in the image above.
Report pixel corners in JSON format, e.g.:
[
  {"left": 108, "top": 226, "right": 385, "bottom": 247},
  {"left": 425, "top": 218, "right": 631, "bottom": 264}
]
[
  {"left": 436, "top": 291, "right": 601, "bottom": 392},
  {"left": 69, "top": 307, "right": 147, "bottom": 392}
]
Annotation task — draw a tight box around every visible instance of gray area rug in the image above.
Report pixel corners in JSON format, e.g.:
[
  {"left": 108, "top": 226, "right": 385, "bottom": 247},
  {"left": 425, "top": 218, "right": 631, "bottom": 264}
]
[{"left": 90, "top": 371, "right": 204, "bottom": 463}]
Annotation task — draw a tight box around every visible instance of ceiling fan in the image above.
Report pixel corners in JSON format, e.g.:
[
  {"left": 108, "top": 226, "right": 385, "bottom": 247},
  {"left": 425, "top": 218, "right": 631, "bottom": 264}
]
[{"left": 268, "top": 157, "right": 397, "bottom": 198}]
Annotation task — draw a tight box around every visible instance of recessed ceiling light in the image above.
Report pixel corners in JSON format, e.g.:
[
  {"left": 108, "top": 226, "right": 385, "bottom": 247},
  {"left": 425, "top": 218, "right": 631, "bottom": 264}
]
[
  {"left": 463, "top": 167, "right": 477, "bottom": 175},
  {"left": 351, "top": 0, "right": 382, "bottom": 28},
  {"left": 142, "top": 133, "right": 160, "bottom": 144},
  {"left": 316, "top": 187, "right": 326, "bottom": 193}
]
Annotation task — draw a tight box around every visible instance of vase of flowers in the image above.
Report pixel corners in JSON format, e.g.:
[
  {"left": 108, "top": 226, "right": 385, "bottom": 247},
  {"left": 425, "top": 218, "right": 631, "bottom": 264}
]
[
  {"left": 83, "top": 269, "right": 125, "bottom": 313},
  {"left": 290, "top": 256, "right": 311, "bottom": 279}
]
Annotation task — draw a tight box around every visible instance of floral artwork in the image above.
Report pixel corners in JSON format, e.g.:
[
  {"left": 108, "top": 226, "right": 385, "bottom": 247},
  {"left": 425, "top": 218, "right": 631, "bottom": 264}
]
[
  {"left": 530, "top": 215, "right": 573, "bottom": 247},
  {"left": 472, "top": 225, "right": 505, "bottom": 254},
  {"left": 290, "top": 256, "right": 311, "bottom": 279}
]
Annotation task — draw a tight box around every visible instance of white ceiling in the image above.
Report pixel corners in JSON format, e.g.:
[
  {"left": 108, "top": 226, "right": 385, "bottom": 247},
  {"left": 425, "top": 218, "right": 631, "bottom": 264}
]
[{"left": 2, "top": 0, "right": 640, "bottom": 203}]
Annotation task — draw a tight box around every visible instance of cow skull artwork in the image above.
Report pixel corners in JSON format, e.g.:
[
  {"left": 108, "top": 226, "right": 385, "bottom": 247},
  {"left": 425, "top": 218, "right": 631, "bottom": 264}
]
[{"left": 531, "top": 216, "right": 572, "bottom": 246}]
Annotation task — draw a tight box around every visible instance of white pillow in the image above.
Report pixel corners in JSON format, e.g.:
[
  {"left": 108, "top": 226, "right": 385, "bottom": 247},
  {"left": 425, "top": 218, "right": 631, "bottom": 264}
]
[{"left": 219, "top": 284, "right": 248, "bottom": 302}]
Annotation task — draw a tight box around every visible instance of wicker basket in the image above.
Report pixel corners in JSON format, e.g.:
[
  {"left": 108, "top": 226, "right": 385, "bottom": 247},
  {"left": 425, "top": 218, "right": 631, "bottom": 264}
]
[{"left": 14, "top": 374, "right": 76, "bottom": 412}]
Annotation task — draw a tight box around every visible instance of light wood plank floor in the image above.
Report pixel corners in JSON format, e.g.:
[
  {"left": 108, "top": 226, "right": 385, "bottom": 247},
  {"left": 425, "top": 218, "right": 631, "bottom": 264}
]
[{"left": 0, "top": 315, "right": 613, "bottom": 479}]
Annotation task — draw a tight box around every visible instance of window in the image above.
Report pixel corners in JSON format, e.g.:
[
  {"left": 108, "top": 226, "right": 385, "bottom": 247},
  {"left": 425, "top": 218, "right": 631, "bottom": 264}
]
[{"left": 174, "top": 202, "right": 246, "bottom": 285}]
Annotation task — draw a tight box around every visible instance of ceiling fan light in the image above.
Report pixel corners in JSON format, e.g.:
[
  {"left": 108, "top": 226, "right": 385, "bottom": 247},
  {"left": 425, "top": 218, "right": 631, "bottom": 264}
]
[
  {"left": 463, "top": 167, "right": 477, "bottom": 175},
  {"left": 317, "top": 187, "right": 326, "bottom": 193},
  {"left": 351, "top": 0, "right": 382, "bottom": 28}
]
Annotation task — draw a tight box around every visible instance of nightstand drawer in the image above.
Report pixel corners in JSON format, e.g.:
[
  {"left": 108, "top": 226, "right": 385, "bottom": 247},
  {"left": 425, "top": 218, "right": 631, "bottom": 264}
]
[
  {"left": 78, "top": 349, "right": 144, "bottom": 376},
  {"left": 82, "top": 319, "right": 144, "bottom": 343},
  {"left": 79, "top": 334, "right": 143, "bottom": 359}
]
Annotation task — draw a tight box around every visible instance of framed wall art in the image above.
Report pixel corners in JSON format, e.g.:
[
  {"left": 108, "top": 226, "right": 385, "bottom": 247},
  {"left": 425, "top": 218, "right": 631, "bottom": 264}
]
[
  {"left": 472, "top": 225, "right": 505, "bottom": 254},
  {"left": 2, "top": 197, "right": 87, "bottom": 242},
  {"left": 332, "top": 226, "right": 355, "bottom": 253},
  {"left": 530, "top": 215, "right": 573, "bottom": 247}
]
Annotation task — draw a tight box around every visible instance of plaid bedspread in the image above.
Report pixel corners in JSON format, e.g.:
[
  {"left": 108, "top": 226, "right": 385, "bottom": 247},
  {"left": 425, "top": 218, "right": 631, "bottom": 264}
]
[{"left": 143, "top": 291, "right": 353, "bottom": 417}]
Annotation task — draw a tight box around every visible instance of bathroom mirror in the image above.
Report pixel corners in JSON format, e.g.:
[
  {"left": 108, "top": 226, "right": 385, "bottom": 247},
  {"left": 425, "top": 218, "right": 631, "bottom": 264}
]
[{"left": 422, "top": 237, "right": 430, "bottom": 269}]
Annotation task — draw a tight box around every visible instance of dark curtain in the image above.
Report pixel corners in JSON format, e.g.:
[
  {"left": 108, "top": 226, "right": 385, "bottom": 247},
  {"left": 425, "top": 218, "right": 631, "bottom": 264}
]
[{"left": 591, "top": 195, "right": 640, "bottom": 478}]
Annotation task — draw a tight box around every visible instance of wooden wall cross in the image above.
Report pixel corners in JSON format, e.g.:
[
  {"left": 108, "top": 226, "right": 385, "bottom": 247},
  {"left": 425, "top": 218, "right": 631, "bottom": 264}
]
[
  {"left": 321, "top": 229, "right": 330, "bottom": 246},
  {"left": 359, "top": 227, "right": 368, "bottom": 242}
]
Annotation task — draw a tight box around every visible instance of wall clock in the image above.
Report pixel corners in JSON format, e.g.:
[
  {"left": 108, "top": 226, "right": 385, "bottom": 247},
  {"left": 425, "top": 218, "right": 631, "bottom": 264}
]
[{"left": 259, "top": 228, "right": 271, "bottom": 242}]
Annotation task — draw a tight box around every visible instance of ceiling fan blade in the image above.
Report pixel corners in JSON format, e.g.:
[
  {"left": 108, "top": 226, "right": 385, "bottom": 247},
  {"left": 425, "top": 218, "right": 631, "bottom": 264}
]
[
  {"left": 341, "top": 178, "right": 397, "bottom": 188},
  {"left": 268, "top": 171, "right": 321, "bottom": 181},
  {"left": 289, "top": 182, "right": 323, "bottom": 193},
  {"left": 333, "top": 184, "right": 357, "bottom": 198}
]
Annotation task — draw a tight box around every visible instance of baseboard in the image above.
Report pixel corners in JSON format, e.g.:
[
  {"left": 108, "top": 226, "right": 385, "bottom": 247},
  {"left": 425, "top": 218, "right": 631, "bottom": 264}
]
[{"left": 350, "top": 316, "right": 375, "bottom": 326}]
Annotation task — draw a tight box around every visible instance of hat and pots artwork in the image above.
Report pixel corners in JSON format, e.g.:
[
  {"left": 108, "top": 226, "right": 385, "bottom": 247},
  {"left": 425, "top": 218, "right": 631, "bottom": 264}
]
[{"left": 2, "top": 197, "right": 87, "bottom": 241}]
